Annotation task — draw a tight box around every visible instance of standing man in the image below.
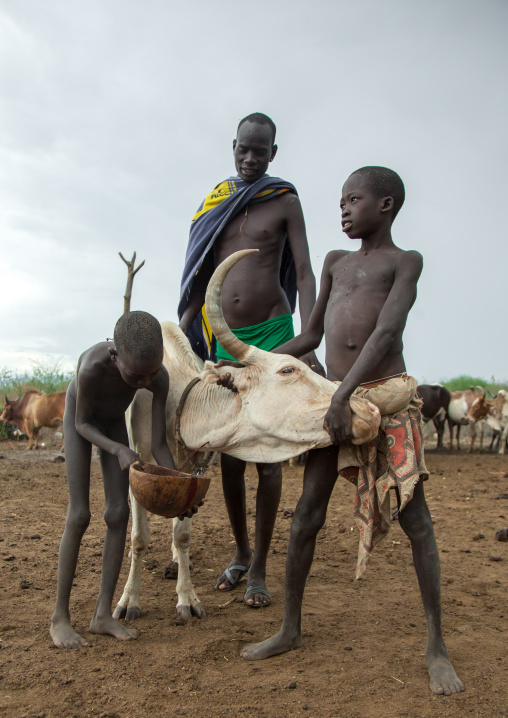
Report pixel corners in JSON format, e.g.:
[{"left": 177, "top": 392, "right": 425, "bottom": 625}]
[{"left": 179, "top": 112, "right": 322, "bottom": 607}]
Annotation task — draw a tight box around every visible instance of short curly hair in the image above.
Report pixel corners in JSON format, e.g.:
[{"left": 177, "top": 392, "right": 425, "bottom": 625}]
[
  {"left": 237, "top": 112, "right": 276, "bottom": 144},
  {"left": 113, "top": 311, "right": 163, "bottom": 363},
  {"left": 350, "top": 166, "right": 405, "bottom": 220}
]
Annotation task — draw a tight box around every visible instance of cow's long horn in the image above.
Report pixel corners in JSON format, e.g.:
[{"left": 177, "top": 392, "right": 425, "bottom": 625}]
[
  {"left": 205, "top": 249, "right": 259, "bottom": 362},
  {"left": 475, "top": 385, "right": 486, "bottom": 400}
]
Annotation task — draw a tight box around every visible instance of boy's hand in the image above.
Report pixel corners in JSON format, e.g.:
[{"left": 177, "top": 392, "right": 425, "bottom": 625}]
[
  {"left": 214, "top": 360, "right": 246, "bottom": 393},
  {"left": 117, "top": 446, "right": 142, "bottom": 472},
  {"left": 215, "top": 372, "right": 238, "bottom": 393},
  {"left": 324, "top": 394, "right": 353, "bottom": 444},
  {"left": 299, "top": 351, "right": 326, "bottom": 377},
  {"left": 177, "top": 500, "right": 205, "bottom": 521}
]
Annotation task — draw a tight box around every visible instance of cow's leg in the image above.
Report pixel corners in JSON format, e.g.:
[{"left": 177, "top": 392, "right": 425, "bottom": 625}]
[
  {"left": 164, "top": 538, "right": 193, "bottom": 580},
  {"left": 26, "top": 421, "right": 34, "bottom": 450},
  {"left": 433, "top": 413, "right": 445, "bottom": 451},
  {"left": 456, "top": 424, "right": 462, "bottom": 450},
  {"left": 478, "top": 423, "right": 484, "bottom": 453},
  {"left": 33, "top": 427, "right": 41, "bottom": 450},
  {"left": 447, "top": 420, "right": 454, "bottom": 450},
  {"left": 499, "top": 424, "right": 508, "bottom": 455},
  {"left": 173, "top": 516, "right": 206, "bottom": 622},
  {"left": 113, "top": 489, "right": 150, "bottom": 621},
  {"left": 468, "top": 422, "right": 476, "bottom": 453}
]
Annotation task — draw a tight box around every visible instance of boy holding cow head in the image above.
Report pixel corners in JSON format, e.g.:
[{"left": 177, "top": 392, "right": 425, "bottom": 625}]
[
  {"left": 50, "top": 311, "right": 190, "bottom": 649},
  {"left": 240, "top": 167, "right": 464, "bottom": 696}
]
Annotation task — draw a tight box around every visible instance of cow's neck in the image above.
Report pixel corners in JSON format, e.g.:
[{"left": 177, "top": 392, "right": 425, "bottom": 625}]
[{"left": 178, "top": 379, "right": 241, "bottom": 451}]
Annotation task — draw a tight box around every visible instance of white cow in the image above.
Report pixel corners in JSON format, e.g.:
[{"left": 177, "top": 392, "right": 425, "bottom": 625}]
[
  {"left": 467, "top": 389, "right": 508, "bottom": 455},
  {"left": 447, "top": 387, "right": 484, "bottom": 451},
  {"left": 114, "top": 250, "right": 381, "bottom": 623}
]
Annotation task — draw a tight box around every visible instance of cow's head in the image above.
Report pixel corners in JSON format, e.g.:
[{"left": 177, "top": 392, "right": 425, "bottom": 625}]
[
  {"left": 0, "top": 398, "right": 13, "bottom": 423},
  {"left": 201, "top": 249, "right": 381, "bottom": 461}
]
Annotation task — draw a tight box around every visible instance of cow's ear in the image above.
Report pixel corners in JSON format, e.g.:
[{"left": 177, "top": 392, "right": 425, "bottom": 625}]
[{"left": 109, "top": 347, "right": 118, "bottom": 362}]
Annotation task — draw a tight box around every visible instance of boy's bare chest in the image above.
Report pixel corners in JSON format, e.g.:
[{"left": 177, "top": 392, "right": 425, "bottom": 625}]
[
  {"left": 330, "top": 254, "right": 396, "bottom": 301},
  {"left": 92, "top": 377, "right": 137, "bottom": 422}
]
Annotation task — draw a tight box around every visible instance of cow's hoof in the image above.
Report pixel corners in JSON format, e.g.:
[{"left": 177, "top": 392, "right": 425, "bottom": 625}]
[
  {"left": 191, "top": 602, "right": 206, "bottom": 620},
  {"left": 125, "top": 606, "right": 141, "bottom": 621},
  {"left": 176, "top": 603, "right": 205, "bottom": 623},
  {"left": 113, "top": 603, "right": 127, "bottom": 619},
  {"left": 176, "top": 605, "right": 193, "bottom": 623}
]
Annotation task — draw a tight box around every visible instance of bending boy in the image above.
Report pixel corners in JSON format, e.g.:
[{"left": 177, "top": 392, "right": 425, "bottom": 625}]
[
  {"left": 241, "top": 167, "right": 464, "bottom": 696},
  {"left": 50, "top": 311, "right": 180, "bottom": 649}
]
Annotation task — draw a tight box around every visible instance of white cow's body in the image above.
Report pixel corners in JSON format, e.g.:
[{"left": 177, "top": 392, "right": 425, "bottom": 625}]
[
  {"left": 447, "top": 388, "right": 483, "bottom": 451},
  {"left": 114, "top": 251, "right": 381, "bottom": 622}
]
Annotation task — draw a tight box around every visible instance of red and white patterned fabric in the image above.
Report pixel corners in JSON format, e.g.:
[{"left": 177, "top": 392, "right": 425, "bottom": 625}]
[{"left": 337, "top": 375, "right": 429, "bottom": 578}]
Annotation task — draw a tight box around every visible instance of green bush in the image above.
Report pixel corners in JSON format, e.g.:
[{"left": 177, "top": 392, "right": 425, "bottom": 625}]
[
  {"left": 0, "top": 359, "right": 73, "bottom": 403},
  {"left": 440, "top": 375, "right": 508, "bottom": 395}
]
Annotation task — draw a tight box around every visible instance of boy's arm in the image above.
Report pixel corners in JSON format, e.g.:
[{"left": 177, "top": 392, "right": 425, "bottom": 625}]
[
  {"left": 325, "top": 251, "right": 423, "bottom": 444},
  {"left": 148, "top": 367, "right": 176, "bottom": 470},
  {"left": 179, "top": 251, "right": 215, "bottom": 335},
  {"left": 74, "top": 368, "right": 139, "bottom": 470},
  {"left": 273, "top": 250, "right": 334, "bottom": 359},
  {"left": 148, "top": 368, "right": 203, "bottom": 520},
  {"left": 284, "top": 194, "right": 325, "bottom": 375}
]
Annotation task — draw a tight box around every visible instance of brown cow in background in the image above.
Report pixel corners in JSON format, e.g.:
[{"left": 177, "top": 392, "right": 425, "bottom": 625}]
[{"left": 1, "top": 390, "right": 66, "bottom": 450}]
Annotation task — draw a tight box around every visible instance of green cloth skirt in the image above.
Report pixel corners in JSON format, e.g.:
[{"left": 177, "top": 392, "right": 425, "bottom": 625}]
[{"left": 215, "top": 313, "right": 295, "bottom": 362}]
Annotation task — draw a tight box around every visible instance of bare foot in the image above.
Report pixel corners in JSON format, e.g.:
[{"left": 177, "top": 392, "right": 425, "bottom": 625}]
[
  {"left": 50, "top": 618, "right": 89, "bottom": 649},
  {"left": 240, "top": 630, "right": 302, "bottom": 660},
  {"left": 89, "top": 614, "right": 139, "bottom": 641},
  {"left": 427, "top": 653, "right": 464, "bottom": 695}
]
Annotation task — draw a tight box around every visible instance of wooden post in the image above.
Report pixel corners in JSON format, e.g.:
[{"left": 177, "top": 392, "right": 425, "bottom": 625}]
[{"left": 119, "top": 251, "right": 145, "bottom": 314}]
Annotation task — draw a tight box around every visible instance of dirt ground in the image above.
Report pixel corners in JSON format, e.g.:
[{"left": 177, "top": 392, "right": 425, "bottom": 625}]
[{"left": 1, "top": 433, "right": 507, "bottom": 718}]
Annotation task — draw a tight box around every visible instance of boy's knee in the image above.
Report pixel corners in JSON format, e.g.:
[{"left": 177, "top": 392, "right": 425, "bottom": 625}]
[
  {"left": 68, "top": 509, "right": 91, "bottom": 534},
  {"left": 292, "top": 505, "right": 326, "bottom": 537},
  {"left": 257, "top": 463, "right": 282, "bottom": 485},
  {"left": 104, "top": 504, "right": 130, "bottom": 530},
  {"left": 399, "top": 505, "right": 433, "bottom": 541}
]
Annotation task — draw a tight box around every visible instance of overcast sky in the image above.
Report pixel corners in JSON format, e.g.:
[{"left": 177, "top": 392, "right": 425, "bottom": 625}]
[{"left": 1, "top": 0, "right": 507, "bottom": 383}]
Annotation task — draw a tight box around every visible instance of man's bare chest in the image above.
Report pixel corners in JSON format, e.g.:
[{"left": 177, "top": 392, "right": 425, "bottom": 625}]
[{"left": 217, "top": 201, "right": 286, "bottom": 252}]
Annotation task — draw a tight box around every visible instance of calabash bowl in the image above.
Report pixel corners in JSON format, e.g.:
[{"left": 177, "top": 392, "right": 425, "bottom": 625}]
[{"left": 129, "top": 461, "right": 210, "bottom": 518}]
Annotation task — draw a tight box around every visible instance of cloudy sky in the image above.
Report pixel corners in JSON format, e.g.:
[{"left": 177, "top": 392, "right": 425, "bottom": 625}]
[{"left": 1, "top": 0, "right": 506, "bottom": 383}]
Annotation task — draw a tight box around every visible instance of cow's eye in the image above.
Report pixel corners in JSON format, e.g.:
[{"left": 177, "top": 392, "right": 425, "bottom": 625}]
[{"left": 280, "top": 367, "right": 294, "bottom": 374}]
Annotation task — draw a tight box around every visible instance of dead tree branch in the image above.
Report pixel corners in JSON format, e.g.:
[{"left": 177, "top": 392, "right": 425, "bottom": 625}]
[{"left": 119, "top": 251, "right": 145, "bottom": 314}]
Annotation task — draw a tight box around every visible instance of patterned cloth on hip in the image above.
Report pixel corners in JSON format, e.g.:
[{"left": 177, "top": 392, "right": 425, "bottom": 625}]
[{"left": 337, "top": 375, "right": 429, "bottom": 579}]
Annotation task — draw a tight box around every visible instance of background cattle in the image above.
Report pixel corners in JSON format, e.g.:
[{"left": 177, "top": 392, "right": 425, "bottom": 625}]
[
  {"left": 417, "top": 383, "right": 451, "bottom": 450},
  {"left": 466, "top": 389, "right": 508, "bottom": 455},
  {"left": 1, "top": 390, "right": 66, "bottom": 450},
  {"left": 447, "top": 386, "right": 486, "bottom": 452}
]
